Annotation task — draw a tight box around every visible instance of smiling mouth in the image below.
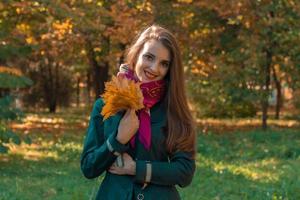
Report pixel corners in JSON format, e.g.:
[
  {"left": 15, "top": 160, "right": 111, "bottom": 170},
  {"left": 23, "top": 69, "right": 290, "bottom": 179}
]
[{"left": 144, "top": 70, "right": 157, "bottom": 79}]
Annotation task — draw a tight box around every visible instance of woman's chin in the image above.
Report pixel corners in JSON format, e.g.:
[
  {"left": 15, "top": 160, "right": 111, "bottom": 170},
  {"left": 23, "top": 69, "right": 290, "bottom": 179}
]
[
  {"left": 137, "top": 74, "right": 161, "bottom": 83},
  {"left": 141, "top": 79, "right": 151, "bottom": 83},
  {"left": 142, "top": 77, "right": 158, "bottom": 83},
  {"left": 138, "top": 75, "right": 151, "bottom": 83}
]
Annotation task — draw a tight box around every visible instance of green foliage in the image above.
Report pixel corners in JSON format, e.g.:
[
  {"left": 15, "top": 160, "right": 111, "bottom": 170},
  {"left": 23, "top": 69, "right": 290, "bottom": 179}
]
[
  {"left": 0, "top": 73, "right": 33, "bottom": 89},
  {"left": 182, "top": 0, "right": 300, "bottom": 121},
  {"left": 0, "top": 125, "right": 23, "bottom": 154},
  {"left": 0, "top": 125, "right": 20, "bottom": 144},
  {"left": 0, "top": 1, "right": 34, "bottom": 152},
  {"left": 0, "top": 95, "right": 23, "bottom": 121},
  {"left": 1, "top": 0, "right": 300, "bottom": 119},
  {"left": 0, "top": 96, "right": 30, "bottom": 154},
  {"left": 0, "top": 44, "right": 32, "bottom": 60},
  {"left": 188, "top": 69, "right": 258, "bottom": 118}
]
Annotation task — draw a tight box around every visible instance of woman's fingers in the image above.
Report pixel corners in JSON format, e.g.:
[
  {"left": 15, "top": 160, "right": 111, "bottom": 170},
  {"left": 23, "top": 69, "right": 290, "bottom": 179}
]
[
  {"left": 109, "top": 153, "right": 135, "bottom": 175},
  {"left": 122, "top": 153, "right": 132, "bottom": 161},
  {"left": 122, "top": 152, "right": 129, "bottom": 159},
  {"left": 109, "top": 166, "right": 125, "bottom": 175}
]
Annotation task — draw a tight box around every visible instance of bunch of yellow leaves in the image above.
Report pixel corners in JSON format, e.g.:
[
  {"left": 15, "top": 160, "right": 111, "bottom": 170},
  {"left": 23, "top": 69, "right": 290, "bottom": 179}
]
[{"left": 101, "top": 75, "right": 144, "bottom": 120}]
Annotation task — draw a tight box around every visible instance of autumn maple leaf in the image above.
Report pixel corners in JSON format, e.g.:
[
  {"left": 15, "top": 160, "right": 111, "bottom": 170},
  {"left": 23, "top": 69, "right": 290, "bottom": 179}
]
[{"left": 101, "top": 75, "right": 144, "bottom": 120}]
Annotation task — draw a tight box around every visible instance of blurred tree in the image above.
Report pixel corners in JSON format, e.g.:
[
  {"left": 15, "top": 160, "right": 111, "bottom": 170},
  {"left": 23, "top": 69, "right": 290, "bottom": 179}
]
[
  {"left": 0, "top": 1, "right": 75, "bottom": 112},
  {"left": 1, "top": 0, "right": 153, "bottom": 111},
  {"left": 183, "top": 0, "right": 300, "bottom": 128},
  {"left": 0, "top": 67, "right": 32, "bottom": 153},
  {"left": 0, "top": 2, "right": 33, "bottom": 152},
  {"left": 55, "top": 0, "right": 152, "bottom": 100},
  {"left": 2, "top": 0, "right": 300, "bottom": 124}
]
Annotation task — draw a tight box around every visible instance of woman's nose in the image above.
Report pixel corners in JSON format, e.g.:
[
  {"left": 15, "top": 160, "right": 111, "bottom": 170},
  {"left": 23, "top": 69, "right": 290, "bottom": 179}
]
[{"left": 149, "top": 62, "right": 159, "bottom": 73}]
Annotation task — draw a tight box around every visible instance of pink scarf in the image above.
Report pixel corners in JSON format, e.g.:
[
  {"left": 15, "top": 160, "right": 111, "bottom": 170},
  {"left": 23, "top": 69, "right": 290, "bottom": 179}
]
[{"left": 117, "top": 66, "right": 166, "bottom": 150}]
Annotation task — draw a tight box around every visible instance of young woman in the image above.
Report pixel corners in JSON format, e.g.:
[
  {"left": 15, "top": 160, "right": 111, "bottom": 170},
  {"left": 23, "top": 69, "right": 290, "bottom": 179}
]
[{"left": 81, "top": 25, "right": 196, "bottom": 200}]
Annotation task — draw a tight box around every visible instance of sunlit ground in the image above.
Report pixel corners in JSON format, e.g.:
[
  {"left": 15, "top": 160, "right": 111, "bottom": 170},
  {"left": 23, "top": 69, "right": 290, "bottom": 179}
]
[
  {"left": 197, "top": 118, "right": 300, "bottom": 134},
  {"left": 1, "top": 108, "right": 299, "bottom": 200}
]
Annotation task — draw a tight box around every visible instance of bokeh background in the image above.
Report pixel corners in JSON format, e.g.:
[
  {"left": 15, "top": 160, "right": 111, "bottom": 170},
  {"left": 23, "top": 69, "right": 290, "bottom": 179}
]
[{"left": 1, "top": 0, "right": 300, "bottom": 199}]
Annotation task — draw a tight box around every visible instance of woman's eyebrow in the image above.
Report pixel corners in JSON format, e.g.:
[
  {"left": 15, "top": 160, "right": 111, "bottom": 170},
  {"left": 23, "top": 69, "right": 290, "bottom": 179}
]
[{"left": 145, "top": 52, "right": 155, "bottom": 57}]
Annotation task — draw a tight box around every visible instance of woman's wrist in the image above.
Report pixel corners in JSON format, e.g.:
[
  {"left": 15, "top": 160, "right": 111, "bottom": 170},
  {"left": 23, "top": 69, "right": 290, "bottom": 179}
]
[
  {"left": 116, "top": 134, "right": 127, "bottom": 144},
  {"left": 116, "top": 129, "right": 135, "bottom": 144}
]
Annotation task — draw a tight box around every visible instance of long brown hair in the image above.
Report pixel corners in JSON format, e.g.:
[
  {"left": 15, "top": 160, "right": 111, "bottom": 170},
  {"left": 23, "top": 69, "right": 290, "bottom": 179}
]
[{"left": 125, "top": 25, "right": 196, "bottom": 158}]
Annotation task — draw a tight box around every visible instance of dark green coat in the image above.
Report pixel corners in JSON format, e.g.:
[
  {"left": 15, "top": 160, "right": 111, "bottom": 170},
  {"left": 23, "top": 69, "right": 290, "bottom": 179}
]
[{"left": 80, "top": 98, "right": 195, "bottom": 200}]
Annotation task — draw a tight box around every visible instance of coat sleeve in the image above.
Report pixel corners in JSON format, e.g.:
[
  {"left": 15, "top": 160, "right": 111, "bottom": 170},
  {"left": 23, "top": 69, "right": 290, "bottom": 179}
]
[
  {"left": 80, "top": 98, "right": 129, "bottom": 179},
  {"left": 134, "top": 151, "right": 196, "bottom": 187}
]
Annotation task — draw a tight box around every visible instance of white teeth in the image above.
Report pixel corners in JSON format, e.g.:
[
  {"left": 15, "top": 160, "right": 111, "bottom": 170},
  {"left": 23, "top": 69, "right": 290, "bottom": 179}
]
[{"left": 145, "top": 71, "right": 156, "bottom": 79}]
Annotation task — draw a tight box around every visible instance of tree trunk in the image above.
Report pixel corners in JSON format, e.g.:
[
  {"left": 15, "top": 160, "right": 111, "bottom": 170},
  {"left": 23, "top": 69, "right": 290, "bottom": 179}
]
[
  {"left": 46, "top": 62, "right": 55, "bottom": 113},
  {"left": 262, "top": 49, "right": 272, "bottom": 130},
  {"left": 53, "top": 62, "right": 59, "bottom": 112},
  {"left": 86, "top": 69, "right": 91, "bottom": 105},
  {"left": 88, "top": 52, "right": 109, "bottom": 99},
  {"left": 49, "top": 100, "right": 56, "bottom": 113},
  {"left": 94, "top": 62, "right": 109, "bottom": 98},
  {"left": 92, "top": 61, "right": 107, "bottom": 98},
  {"left": 271, "top": 65, "right": 282, "bottom": 119},
  {"left": 76, "top": 76, "right": 80, "bottom": 107},
  {"left": 42, "top": 58, "right": 57, "bottom": 113},
  {"left": 48, "top": 63, "right": 58, "bottom": 113},
  {"left": 261, "top": 11, "right": 275, "bottom": 130},
  {"left": 85, "top": 39, "right": 110, "bottom": 100}
]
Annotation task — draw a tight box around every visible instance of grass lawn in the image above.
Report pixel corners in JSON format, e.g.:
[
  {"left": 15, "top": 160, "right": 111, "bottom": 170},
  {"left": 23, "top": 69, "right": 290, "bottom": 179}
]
[
  {"left": 180, "top": 129, "right": 300, "bottom": 200},
  {"left": 0, "top": 109, "right": 299, "bottom": 200}
]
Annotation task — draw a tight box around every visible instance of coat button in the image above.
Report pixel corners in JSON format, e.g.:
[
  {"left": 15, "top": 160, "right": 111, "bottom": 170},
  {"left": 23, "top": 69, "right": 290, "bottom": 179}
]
[{"left": 137, "top": 193, "right": 144, "bottom": 200}]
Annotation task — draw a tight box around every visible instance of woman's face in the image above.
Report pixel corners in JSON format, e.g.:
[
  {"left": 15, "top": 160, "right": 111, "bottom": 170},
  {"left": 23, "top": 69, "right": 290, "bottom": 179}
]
[{"left": 135, "top": 39, "right": 170, "bottom": 83}]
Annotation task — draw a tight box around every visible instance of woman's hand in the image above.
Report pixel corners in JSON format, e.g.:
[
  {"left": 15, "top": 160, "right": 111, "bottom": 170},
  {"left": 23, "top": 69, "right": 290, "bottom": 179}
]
[
  {"left": 109, "top": 153, "right": 136, "bottom": 175},
  {"left": 116, "top": 109, "right": 139, "bottom": 144}
]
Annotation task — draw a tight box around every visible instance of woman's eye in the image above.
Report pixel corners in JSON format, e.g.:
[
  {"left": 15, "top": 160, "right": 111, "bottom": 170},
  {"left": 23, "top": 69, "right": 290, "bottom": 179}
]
[
  {"left": 144, "top": 54, "right": 153, "bottom": 61},
  {"left": 162, "top": 62, "right": 169, "bottom": 68}
]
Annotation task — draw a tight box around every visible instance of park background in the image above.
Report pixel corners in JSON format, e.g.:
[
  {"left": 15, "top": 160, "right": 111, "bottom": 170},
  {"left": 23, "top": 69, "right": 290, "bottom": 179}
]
[{"left": 0, "top": 0, "right": 300, "bottom": 199}]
